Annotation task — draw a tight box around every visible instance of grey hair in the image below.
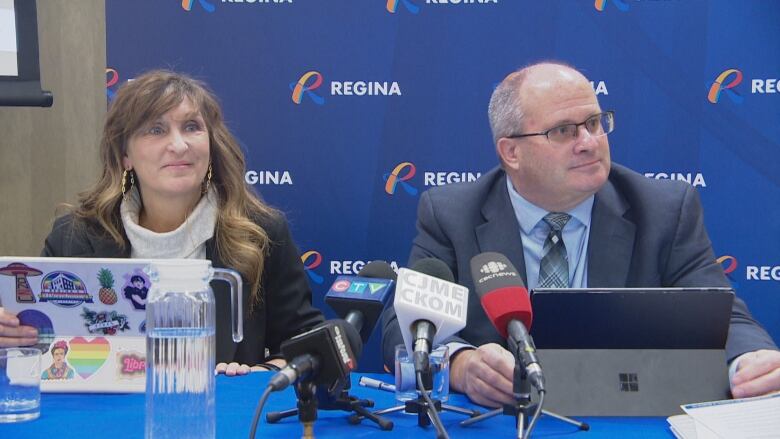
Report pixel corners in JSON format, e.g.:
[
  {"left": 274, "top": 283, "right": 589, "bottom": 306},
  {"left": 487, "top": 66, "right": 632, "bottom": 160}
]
[
  {"left": 488, "top": 70, "right": 529, "bottom": 144},
  {"left": 488, "top": 60, "right": 577, "bottom": 144}
]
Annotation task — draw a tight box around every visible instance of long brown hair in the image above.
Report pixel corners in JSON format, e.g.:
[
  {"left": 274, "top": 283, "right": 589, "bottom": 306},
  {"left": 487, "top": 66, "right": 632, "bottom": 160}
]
[{"left": 73, "top": 69, "right": 276, "bottom": 303}]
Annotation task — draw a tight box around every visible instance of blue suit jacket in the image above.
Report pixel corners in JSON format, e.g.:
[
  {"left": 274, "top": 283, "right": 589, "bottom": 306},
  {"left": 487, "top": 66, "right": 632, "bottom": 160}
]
[{"left": 382, "top": 164, "right": 776, "bottom": 368}]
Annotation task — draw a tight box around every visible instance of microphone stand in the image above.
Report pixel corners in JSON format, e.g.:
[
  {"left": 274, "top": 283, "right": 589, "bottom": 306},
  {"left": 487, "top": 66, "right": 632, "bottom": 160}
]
[
  {"left": 266, "top": 378, "right": 394, "bottom": 431},
  {"left": 460, "top": 345, "right": 589, "bottom": 439},
  {"left": 352, "top": 366, "right": 482, "bottom": 436},
  {"left": 296, "top": 379, "right": 317, "bottom": 439}
]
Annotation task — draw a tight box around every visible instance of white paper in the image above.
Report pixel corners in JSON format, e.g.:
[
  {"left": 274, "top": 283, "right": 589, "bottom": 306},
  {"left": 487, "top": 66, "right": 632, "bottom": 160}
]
[
  {"left": 668, "top": 414, "right": 698, "bottom": 439},
  {"left": 0, "top": 1, "right": 18, "bottom": 76},
  {"left": 667, "top": 414, "right": 724, "bottom": 439},
  {"left": 682, "top": 393, "right": 780, "bottom": 439}
]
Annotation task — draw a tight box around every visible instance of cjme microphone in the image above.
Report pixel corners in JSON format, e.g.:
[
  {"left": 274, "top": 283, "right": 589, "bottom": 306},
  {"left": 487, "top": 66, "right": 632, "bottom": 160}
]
[
  {"left": 270, "top": 319, "right": 361, "bottom": 395},
  {"left": 394, "top": 258, "right": 468, "bottom": 373},
  {"left": 324, "top": 261, "right": 396, "bottom": 344},
  {"left": 470, "top": 252, "right": 544, "bottom": 391}
]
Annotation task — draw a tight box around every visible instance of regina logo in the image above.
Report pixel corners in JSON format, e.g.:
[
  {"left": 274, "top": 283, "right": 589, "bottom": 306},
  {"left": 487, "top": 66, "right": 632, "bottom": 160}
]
[
  {"left": 708, "top": 69, "right": 743, "bottom": 104},
  {"left": 291, "top": 71, "right": 325, "bottom": 105},
  {"left": 181, "top": 0, "right": 215, "bottom": 12},
  {"left": 106, "top": 68, "right": 120, "bottom": 101},
  {"left": 387, "top": 0, "right": 420, "bottom": 14},
  {"left": 301, "top": 250, "right": 324, "bottom": 284},
  {"left": 594, "top": 0, "right": 629, "bottom": 11},
  {"left": 384, "top": 162, "right": 418, "bottom": 196},
  {"left": 717, "top": 255, "right": 741, "bottom": 288},
  {"left": 718, "top": 255, "right": 738, "bottom": 277}
]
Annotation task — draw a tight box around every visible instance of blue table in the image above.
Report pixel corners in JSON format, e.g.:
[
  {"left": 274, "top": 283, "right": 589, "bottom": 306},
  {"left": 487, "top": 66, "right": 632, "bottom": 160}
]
[{"left": 1, "top": 373, "right": 673, "bottom": 438}]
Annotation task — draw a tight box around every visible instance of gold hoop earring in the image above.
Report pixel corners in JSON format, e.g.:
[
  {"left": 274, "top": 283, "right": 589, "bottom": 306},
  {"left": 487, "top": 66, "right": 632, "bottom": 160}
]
[
  {"left": 122, "top": 169, "right": 134, "bottom": 200},
  {"left": 203, "top": 163, "right": 212, "bottom": 194}
]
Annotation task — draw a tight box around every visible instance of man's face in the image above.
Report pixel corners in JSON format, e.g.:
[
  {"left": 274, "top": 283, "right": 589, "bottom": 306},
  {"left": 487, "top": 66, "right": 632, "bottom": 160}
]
[
  {"left": 502, "top": 66, "right": 611, "bottom": 211},
  {"left": 133, "top": 279, "right": 144, "bottom": 289}
]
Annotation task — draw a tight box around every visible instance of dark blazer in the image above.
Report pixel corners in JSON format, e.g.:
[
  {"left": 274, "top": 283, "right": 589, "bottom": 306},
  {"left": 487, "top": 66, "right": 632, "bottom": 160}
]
[
  {"left": 382, "top": 164, "right": 777, "bottom": 368},
  {"left": 42, "top": 212, "right": 324, "bottom": 365}
]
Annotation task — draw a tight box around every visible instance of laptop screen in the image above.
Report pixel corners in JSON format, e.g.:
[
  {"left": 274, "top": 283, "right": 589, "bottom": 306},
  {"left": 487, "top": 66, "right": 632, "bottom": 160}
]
[{"left": 529, "top": 287, "right": 734, "bottom": 349}]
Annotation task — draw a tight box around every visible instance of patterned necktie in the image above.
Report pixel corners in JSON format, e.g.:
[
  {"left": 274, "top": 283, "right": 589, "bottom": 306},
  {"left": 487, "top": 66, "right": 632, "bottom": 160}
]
[{"left": 538, "top": 212, "right": 572, "bottom": 288}]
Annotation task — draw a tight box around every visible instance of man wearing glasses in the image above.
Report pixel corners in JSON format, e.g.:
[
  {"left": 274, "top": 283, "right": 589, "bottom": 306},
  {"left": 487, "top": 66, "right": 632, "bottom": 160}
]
[{"left": 382, "top": 62, "right": 780, "bottom": 407}]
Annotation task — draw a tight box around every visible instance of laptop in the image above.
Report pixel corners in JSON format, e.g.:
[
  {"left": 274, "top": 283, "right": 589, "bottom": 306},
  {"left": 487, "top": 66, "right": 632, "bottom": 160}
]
[
  {"left": 0, "top": 256, "right": 152, "bottom": 393},
  {"left": 527, "top": 287, "right": 734, "bottom": 416}
]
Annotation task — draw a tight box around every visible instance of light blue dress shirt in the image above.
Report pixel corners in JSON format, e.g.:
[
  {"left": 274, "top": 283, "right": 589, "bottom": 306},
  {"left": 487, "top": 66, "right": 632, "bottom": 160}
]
[
  {"left": 505, "top": 177, "right": 594, "bottom": 289},
  {"left": 444, "top": 178, "right": 597, "bottom": 358}
]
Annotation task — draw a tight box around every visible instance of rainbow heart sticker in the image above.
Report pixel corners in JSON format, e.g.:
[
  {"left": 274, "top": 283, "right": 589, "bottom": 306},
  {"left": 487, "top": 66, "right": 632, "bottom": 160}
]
[{"left": 68, "top": 337, "right": 110, "bottom": 379}]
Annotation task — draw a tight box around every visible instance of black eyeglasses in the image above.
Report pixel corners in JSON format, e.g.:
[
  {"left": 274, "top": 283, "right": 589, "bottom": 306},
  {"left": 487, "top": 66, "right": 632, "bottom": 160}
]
[{"left": 505, "top": 111, "right": 615, "bottom": 146}]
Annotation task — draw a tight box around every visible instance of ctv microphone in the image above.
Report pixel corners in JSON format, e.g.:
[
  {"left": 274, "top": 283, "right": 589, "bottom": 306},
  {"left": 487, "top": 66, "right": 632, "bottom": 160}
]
[
  {"left": 324, "top": 261, "right": 396, "bottom": 344},
  {"left": 470, "top": 252, "right": 544, "bottom": 391},
  {"left": 270, "top": 319, "right": 362, "bottom": 394},
  {"left": 394, "top": 258, "right": 468, "bottom": 372}
]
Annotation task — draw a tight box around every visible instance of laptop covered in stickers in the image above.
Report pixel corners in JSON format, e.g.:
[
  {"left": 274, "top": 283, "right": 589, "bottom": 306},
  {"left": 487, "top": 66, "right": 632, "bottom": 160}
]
[{"left": 0, "top": 256, "right": 152, "bottom": 393}]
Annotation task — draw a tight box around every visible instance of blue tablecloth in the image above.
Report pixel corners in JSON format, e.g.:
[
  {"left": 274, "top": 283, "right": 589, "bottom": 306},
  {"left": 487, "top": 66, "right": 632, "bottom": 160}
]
[{"left": 1, "top": 373, "right": 673, "bottom": 438}]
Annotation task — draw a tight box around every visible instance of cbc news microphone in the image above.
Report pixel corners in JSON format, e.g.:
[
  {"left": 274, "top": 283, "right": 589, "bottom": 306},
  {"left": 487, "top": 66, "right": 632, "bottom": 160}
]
[
  {"left": 269, "top": 319, "right": 362, "bottom": 395},
  {"left": 325, "top": 261, "right": 396, "bottom": 344},
  {"left": 470, "top": 252, "right": 544, "bottom": 391},
  {"left": 394, "top": 258, "right": 468, "bottom": 373}
]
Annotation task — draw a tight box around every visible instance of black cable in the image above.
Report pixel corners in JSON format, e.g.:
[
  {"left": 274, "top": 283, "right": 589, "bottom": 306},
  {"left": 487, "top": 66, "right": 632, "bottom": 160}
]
[
  {"left": 248, "top": 385, "right": 274, "bottom": 439},
  {"left": 522, "top": 389, "right": 545, "bottom": 439},
  {"left": 416, "top": 370, "right": 450, "bottom": 439}
]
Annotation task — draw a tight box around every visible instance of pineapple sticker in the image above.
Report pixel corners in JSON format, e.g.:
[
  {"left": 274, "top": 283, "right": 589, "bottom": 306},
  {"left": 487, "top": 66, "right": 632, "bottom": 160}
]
[{"left": 97, "top": 268, "right": 118, "bottom": 305}]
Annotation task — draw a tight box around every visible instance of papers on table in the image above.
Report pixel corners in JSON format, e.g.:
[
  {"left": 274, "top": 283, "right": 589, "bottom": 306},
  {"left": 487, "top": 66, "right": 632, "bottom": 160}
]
[{"left": 667, "top": 393, "right": 780, "bottom": 439}]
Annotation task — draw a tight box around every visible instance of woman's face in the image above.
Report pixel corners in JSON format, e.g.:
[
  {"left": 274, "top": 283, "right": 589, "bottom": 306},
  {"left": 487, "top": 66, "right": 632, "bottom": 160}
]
[
  {"left": 52, "top": 348, "right": 65, "bottom": 366},
  {"left": 122, "top": 97, "right": 210, "bottom": 206}
]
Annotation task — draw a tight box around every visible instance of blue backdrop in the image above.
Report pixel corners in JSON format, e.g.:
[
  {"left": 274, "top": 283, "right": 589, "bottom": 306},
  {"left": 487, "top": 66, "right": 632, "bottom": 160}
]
[{"left": 105, "top": 0, "right": 780, "bottom": 372}]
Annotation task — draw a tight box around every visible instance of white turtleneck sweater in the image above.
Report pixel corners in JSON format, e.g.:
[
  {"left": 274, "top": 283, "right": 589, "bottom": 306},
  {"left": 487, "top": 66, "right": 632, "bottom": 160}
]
[{"left": 120, "top": 187, "right": 218, "bottom": 260}]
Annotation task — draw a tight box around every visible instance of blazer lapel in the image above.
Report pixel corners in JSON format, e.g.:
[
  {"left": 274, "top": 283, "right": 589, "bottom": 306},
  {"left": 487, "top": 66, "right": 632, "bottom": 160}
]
[
  {"left": 475, "top": 171, "right": 529, "bottom": 285},
  {"left": 86, "top": 231, "right": 130, "bottom": 258},
  {"left": 587, "top": 178, "right": 635, "bottom": 287}
]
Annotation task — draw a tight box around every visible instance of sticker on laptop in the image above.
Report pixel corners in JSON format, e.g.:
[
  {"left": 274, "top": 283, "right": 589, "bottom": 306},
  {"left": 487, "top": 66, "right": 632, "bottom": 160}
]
[
  {"left": 41, "top": 339, "right": 76, "bottom": 381},
  {"left": 117, "top": 350, "right": 146, "bottom": 379},
  {"left": 0, "top": 262, "right": 43, "bottom": 303},
  {"left": 96, "top": 268, "right": 119, "bottom": 305},
  {"left": 68, "top": 336, "right": 110, "bottom": 379},
  {"left": 39, "top": 271, "right": 93, "bottom": 307},
  {"left": 122, "top": 269, "right": 150, "bottom": 311},
  {"left": 81, "top": 307, "right": 130, "bottom": 335},
  {"left": 16, "top": 309, "right": 55, "bottom": 354}
]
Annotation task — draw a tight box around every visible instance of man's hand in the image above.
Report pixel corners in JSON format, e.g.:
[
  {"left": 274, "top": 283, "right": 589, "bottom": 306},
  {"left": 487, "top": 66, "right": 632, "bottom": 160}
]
[
  {"left": 450, "top": 343, "right": 516, "bottom": 407},
  {"left": 731, "top": 349, "right": 780, "bottom": 398},
  {"left": 0, "top": 307, "right": 39, "bottom": 348}
]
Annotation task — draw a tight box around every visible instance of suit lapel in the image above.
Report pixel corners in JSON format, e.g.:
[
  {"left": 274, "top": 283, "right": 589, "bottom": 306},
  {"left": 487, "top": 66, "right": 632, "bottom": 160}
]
[
  {"left": 475, "top": 171, "right": 529, "bottom": 285},
  {"left": 587, "top": 178, "right": 635, "bottom": 287}
]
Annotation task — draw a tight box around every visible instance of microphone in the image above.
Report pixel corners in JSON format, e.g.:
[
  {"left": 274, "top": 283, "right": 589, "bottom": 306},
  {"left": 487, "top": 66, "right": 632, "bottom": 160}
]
[
  {"left": 269, "top": 319, "right": 362, "bottom": 395},
  {"left": 324, "top": 261, "right": 396, "bottom": 344},
  {"left": 470, "top": 252, "right": 544, "bottom": 391},
  {"left": 393, "top": 258, "right": 468, "bottom": 372}
]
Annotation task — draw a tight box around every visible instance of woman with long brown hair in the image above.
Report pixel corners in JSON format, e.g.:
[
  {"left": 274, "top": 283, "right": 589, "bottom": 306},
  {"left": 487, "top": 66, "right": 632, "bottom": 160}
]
[{"left": 0, "top": 70, "right": 323, "bottom": 373}]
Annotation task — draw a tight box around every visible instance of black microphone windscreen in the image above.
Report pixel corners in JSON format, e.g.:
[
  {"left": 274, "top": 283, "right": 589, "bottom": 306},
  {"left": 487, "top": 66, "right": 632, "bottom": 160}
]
[
  {"left": 357, "top": 260, "right": 397, "bottom": 281},
  {"left": 330, "top": 318, "right": 363, "bottom": 359},
  {"left": 410, "top": 258, "right": 455, "bottom": 283}
]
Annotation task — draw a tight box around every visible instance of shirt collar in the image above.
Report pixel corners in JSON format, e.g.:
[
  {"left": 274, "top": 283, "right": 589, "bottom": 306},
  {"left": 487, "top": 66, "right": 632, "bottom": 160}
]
[{"left": 505, "top": 176, "right": 595, "bottom": 233}]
